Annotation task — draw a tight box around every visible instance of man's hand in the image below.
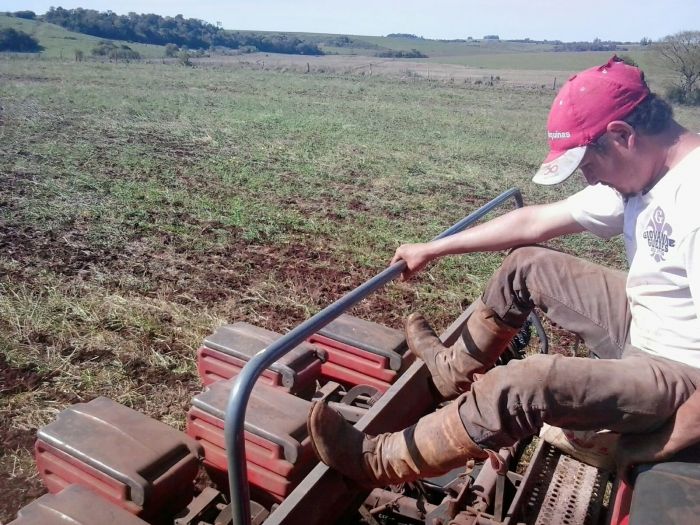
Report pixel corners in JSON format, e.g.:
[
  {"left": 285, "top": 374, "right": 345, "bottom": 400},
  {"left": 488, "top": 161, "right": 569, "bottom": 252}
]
[
  {"left": 390, "top": 243, "right": 436, "bottom": 280},
  {"left": 616, "top": 389, "right": 700, "bottom": 483},
  {"left": 615, "top": 424, "right": 675, "bottom": 483}
]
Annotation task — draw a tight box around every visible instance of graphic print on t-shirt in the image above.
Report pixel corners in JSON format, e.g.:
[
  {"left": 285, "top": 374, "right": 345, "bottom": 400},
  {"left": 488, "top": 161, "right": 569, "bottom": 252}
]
[{"left": 642, "top": 207, "right": 676, "bottom": 262}]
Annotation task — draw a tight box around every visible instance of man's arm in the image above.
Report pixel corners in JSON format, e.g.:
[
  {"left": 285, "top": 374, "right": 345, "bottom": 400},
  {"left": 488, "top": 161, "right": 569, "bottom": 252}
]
[
  {"left": 391, "top": 199, "right": 584, "bottom": 279},
  {"left": 616, "top": 389, "right": 700, "bottom": 481}
]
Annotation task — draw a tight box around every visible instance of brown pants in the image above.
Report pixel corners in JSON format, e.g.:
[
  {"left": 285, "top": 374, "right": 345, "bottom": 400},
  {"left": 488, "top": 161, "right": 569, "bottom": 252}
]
[{"left": 459, "top": 246, "right": 700, "bottom": 449}]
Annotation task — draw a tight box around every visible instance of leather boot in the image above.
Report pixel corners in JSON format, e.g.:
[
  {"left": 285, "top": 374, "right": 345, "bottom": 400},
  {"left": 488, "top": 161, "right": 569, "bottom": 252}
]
[
  {"left": 406, "top": 299, "right": 521, "bottom": 400},
  {"left": 307, "top": 395, "right": 487, "bottom": 488}
]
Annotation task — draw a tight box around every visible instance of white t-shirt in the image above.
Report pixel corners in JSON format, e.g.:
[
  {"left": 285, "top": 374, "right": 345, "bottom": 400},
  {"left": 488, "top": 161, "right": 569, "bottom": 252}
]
[{"left": 567, "top": 147, "right": 700, "bottom": 368}]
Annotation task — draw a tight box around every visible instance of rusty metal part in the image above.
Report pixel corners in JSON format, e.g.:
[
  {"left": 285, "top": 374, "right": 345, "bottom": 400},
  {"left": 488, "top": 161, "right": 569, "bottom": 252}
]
[
  {"left": 310, "top": 382, "right": 377, "bottom": 423},
  {"left": 358, "top": 505, "right": 383, "bottom": 525},
  {"left": 310, "top": 380, "right": 342, "bottom": 402},
  {"left": 469, "top": 447, "right": 517, "bottom": 512},
  {"left": 215, "top": 501, "right": 269, "bottom": 525},
  {"left": 505, "top": 440, "right": 609, "bottom": 525},
  {"left": 173, "top": 488, "right": 269, "bottom": 525},
  {"left": 365, "top": 488, "right": 437, "bottom": 522},
  {"left": 425, "top": 471, "right": 477, "bottom": 525},
  {"left": 174, "top": 488, "right": 223, "bottom": 525},
  {"left": 326, "top": 384, "right": 380, "bottom": 423},
  {"left": 341, "top": 384, "right": 382, "bottom": 408}
]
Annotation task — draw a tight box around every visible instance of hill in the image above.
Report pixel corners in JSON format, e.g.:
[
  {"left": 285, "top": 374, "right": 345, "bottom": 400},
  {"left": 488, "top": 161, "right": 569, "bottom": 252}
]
[
  {"left": 0, "top": 14, "right": 164, "bottom": 58},
  {"left": 229, "top": 29, "right": 649, "bottom": 71}
]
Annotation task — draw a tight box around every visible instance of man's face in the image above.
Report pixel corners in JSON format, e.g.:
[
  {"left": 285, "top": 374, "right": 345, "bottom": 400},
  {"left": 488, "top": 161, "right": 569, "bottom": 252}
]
[{"left": 577, "top": 133, "right": 646, "bottom": 197}]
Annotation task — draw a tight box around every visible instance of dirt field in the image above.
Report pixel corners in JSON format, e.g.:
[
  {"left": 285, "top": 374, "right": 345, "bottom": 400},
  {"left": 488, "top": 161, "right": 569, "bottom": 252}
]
[
  {"left": 1, "top": 55, "right": 698, "bottom": 521},
  {"left": 188, "top": 50, "right": 674, "bottom": 90},
  {"left": 191, "top": 52, "right": 577, "bottom": 87}
]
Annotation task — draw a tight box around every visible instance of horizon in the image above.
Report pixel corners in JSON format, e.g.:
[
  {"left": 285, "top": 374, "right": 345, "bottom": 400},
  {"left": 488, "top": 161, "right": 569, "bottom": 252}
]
[{"left": 3, "top": 1, "right": 699, "bottom": 43}]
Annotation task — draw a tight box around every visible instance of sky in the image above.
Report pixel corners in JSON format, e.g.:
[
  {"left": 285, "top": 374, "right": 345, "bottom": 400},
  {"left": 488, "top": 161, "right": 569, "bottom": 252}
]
[{"left": 5, "top": 0, "right": 699, "bottom": 42}]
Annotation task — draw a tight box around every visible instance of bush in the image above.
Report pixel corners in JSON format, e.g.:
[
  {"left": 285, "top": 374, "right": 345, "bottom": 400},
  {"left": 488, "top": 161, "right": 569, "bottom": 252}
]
[
  {"left": 0, "top": 27, "right": 43, "bottom": 52},
  {"left": 692, "top": 90, "right": 700, "bottom": 106},
  {"left": 376, "top": 48, "right": 427, "bottom": 58},
  {"left": 13, "top": 10, "right": 36, "bottom": 20},
  {"left": 164, "top": 43, "right": 178, "bottom": 57},
  {"left": 111, "top": 47, "right": 141, "bottom": 61},
  {"left": 91, "top": 41, "right": 141, "bottom": 62},
  {"left": 178, "top": 49, "right": 192, "bottom": 66},
  {"left": 665, "top": 85, "right": 700, "bottom": 106}
]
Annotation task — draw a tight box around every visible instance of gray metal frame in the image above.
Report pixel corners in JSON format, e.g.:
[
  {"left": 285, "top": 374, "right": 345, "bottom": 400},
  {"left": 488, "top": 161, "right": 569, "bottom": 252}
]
[{"left": 225, "top": 188, "right": 525, "bottom": 525}]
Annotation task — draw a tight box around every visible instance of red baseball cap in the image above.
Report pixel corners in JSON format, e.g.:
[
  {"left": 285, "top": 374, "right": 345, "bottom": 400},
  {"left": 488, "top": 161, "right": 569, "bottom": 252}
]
[{"left": 532, "top": 56, "right": 650, "bottom": 185}]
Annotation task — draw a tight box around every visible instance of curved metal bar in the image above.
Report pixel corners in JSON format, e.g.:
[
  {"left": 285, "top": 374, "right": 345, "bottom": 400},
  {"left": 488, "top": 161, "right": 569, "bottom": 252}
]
[
  {"left": 226, "top": 187, "right": 524, "bottom": 524},
  {"left": 530, "top": 312, "right": 549, "bottom": 354}
]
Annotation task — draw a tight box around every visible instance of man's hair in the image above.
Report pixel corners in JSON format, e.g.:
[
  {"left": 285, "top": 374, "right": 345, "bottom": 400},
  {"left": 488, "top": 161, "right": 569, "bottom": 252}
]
[
  {"left": 622, "top": 93, "right": 674, "bottom": 135},
  {"left": 591, "top": 93, "right": 674, "bottom": 152}
]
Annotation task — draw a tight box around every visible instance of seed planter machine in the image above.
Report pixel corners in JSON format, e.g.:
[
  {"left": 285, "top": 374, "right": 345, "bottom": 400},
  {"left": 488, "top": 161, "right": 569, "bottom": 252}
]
[{"left": 10, "top": 189, "right": 700, "bottom": 525}]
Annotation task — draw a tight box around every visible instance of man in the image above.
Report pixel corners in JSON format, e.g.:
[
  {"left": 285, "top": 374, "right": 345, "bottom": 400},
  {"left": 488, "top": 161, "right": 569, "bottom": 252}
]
[{"left": 307, "top": 56, "right": 700, "bottom": 487}]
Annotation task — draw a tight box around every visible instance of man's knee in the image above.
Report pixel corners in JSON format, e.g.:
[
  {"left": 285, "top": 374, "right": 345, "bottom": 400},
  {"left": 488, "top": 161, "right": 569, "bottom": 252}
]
[
  {"left": 462, "top": 354, "right": 561, "bottom": 448},
  {"left": 483, "top": 246, "right": 573, "bottom": 323},
  {"left": 496, "top": 246, "right": 565, "bottom": 285}
]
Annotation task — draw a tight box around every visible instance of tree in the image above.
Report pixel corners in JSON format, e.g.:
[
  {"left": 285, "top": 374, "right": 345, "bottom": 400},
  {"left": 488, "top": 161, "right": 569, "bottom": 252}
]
[
  {"left": 0, "top": 28, "right": 43, "bottom": 52},
  {"left": 655, "top": 31, "right": 700, "bottom": 102}
]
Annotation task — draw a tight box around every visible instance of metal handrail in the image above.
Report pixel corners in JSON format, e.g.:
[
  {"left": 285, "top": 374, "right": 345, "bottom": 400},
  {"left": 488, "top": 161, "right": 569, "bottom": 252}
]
[{"left": 225, "top": 187, "right": 524, "bottom": 525}]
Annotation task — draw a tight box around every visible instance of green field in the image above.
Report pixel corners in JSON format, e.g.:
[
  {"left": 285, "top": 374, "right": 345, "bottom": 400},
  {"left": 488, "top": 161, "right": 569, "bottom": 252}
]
[
  {"left": 0, "top": 14, "right": 165, "bottom": 58},
  {"left": 1, "top": 52, "right": 699, "bottom": 519}
]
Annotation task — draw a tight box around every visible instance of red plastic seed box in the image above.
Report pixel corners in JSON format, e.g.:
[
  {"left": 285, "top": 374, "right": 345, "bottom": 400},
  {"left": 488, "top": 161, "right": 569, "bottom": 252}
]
[
  {"left": 8, "top": 485, "right": 150, "bottom": 525},
  {"left": 186, "top": 378, "right": 315, "bottom": 504},
  {"left": 308, "top": 314, "right": 412, "bottom": 392},
  {"left": 35, "top": 397, "right": 203, "bottom": 520},
  {"left": 196, "top": 322, "right": 324, "bottom": 394}
]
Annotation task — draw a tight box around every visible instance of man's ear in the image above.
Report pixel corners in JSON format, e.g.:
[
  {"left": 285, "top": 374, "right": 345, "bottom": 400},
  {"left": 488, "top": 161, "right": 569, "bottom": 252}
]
[{"left": 606, "top": 121, "right": 635, "bottom": 151}]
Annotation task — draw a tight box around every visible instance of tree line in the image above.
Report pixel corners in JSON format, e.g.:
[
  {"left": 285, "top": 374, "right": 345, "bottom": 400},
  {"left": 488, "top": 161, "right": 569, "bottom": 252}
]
[
  {"left": 35, "top": 7, "right": 324, "bottom": 55},
  {"left": 553, "top": 39, "right": 624, "bottom": 52}
]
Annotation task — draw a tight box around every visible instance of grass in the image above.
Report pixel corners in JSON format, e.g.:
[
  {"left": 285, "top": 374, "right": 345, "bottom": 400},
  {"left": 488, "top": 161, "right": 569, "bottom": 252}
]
[{"left": 1, "top": 55, "right": 699, "bottom": 519}]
